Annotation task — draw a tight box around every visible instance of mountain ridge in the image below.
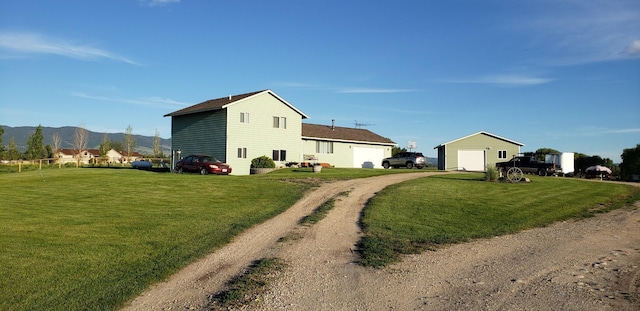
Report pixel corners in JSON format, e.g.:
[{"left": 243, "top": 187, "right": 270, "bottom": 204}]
[{"left": 1, "top": 125, "right": 172, "bottom": 156}]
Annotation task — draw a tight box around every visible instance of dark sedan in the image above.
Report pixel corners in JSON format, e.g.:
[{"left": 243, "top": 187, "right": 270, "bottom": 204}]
[{"left": 175, "top": 154, "right": 232, "bottom": 175}]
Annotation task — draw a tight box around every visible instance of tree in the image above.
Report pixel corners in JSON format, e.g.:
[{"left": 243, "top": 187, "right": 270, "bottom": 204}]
[
  {"left": 4, "top": 137, "right": 22, "bottom": 160},
  {"left": 392, "top": 146, "right": 407, "bottom": 156},
  {"left": 153, "top": 129, "right": 161, "bottom": 157},
  {"left": 99, "top": 133, "right": 111, "bottom": 155},
  {"left": 25, "top": 125, "right": 47, "bottom": 160},
  {"left": 0, "top": 125, "right": 5, "bottom": 155},
  {"left": 124, "top": 125, "right": 136, "bottom": 162},
  {"left": 620, "top": 144, "right": 640, "bottom": 181},
  {"left": 73, "top": 124, "right": 89, "bottom": 165},
  {"left": 534, "top": 148, "right": 560, "bottom": 161},
  {"left": 52, "top": 132, "right": 61, "bottom": 154}
]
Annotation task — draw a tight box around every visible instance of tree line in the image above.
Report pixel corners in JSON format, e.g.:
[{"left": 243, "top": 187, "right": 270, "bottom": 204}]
[{"left": 0, "top": 124, "right": 165, "bottom": 162}]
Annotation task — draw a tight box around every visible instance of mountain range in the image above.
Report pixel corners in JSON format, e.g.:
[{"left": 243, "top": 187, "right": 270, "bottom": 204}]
[{"left": 1, "top": 125, "right": 172, "bottom": 156}]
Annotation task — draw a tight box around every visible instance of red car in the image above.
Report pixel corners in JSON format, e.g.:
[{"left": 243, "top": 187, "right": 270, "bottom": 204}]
[{"left": 175, "top": 154, "right": 232, "bottom": 175}]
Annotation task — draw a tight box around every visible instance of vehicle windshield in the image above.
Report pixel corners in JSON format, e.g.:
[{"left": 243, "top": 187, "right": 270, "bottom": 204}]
[{"left": 201, "top": 156, "right": 218, "bottom": 162}]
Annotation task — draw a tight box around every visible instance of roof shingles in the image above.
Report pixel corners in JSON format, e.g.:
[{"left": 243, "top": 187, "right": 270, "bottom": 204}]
[
  {"left": 164, "top": 90, "right": 266, "bottom": 117},
  {"left": 302, "top": 123, "right": 395, "bottom": 145}
]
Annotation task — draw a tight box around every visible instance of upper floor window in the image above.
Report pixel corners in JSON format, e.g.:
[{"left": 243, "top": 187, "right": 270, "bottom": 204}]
[
  {"left": 240, "top": 112, "right": 249, "bottom": 123},
  {"left": 273, "top": 116, "right": 286, "bottom": 129},
  {"left": 498, "top": 150, "right": 507, "bottom": 159}
]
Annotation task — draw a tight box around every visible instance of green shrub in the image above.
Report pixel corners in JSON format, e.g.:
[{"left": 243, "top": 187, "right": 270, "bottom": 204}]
[
  {"left": 484, "top": 165, "right": 499, "bottom": 181},
  {"left": 250, "top": 156, "right": 275, "bottom": 168}
]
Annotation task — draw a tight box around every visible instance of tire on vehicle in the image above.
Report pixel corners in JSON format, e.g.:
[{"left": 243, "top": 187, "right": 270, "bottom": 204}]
[
  {"left": 200, "top": 167, "right": 208, "bottom": 175},
  {"left": 406, "top": 162, "right": 414, "bottom": 169},
  {"left": 537, "top": 169, "right": 547, "bottom": 176},
  {"left": 382, "top": 162, "right": 390, "bottom": 169}
]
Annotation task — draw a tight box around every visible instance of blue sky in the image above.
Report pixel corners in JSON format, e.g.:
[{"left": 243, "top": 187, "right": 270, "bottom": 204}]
[{"left": 1, "top": 0, "right": 638, "bottom": 162}]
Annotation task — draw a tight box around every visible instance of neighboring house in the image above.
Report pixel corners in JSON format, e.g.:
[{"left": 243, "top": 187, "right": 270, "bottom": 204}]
[
  {"left": 55, "top": 148, "right": 102, "bottom": 164},
  {"left": 164, "top": 90, "right": 396, "bottom": 175},
  {"left": 302, "top": 123, "right": 395, "bottom": 168},
  {"left": 105, "top": 149, "right": 143, "bottom": 164},
  {"left": 434, "top": 131, "right": 524, "bottom": 171},
  {"left": 55, "top": 149, "right": 77, "bottom": 164}
]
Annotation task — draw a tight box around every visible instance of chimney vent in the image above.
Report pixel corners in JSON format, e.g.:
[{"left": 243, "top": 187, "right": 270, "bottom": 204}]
[
  {"left": 331, "top": 119, "right": 335, "bottom": 131},
  {"left": 228, "top": 95, "right": 232, "bottom": 100}
]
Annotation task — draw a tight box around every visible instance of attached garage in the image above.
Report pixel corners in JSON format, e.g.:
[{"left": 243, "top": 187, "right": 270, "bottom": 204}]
[
  {"left": 302, "top": 123, "right": 395, "bottom": 169},
  {"left": 353, "top": 147, "right": 384, "bottom": 168},
  {"left": 435, "top": 131, "right": 524, "bottom": 171}
]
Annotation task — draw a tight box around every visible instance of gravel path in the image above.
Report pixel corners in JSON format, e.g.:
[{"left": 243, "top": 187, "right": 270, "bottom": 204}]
[{"left": 122, "top": 173, "right": 640, "bottom": 311}]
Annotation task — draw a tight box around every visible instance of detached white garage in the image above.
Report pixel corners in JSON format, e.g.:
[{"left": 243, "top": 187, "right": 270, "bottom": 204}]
[
  {"left": 457, "top": 150, "right": 486, "bottom": 171},
  {"left": 302, "top": 123, "right": 395, "bottom": 169},
  {"left": 435, "top": 131, "right": 524, "bottom": 171}
]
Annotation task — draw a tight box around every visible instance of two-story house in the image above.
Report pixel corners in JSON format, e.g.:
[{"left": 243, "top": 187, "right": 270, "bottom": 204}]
[{"left": 164, "top": 90, "right": 396, "bottom": 175}]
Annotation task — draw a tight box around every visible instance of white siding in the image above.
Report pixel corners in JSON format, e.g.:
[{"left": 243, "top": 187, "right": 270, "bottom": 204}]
[{"left": 226, "top": 92, "right": 303, "bottom": 175}]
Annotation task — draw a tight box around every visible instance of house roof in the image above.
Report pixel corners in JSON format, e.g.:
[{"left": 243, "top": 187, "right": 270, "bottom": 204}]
[
  {"left": 434, "top": 131, "right": 524, "bottom": 149},
  {"left": 163, "top": 89, "right": 309, "bottom": 118},
  {"left": 302, "top": 123, "right": 395, "bottom": 145}
]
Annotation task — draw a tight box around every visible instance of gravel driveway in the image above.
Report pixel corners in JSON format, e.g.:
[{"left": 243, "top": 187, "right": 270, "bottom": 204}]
[{"left": 122, "top": 172, "right": 640, "bottom": 311}]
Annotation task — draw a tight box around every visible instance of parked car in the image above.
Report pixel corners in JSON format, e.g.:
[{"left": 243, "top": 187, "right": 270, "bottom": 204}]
[
  {"left": 131, "top": 159, "right": 153, "bottom": 169},
  {"left": 175, "top": 154, "right": 232, "bottom": 175},
  {"left": 382, "top": 152, "right": 427, "bottom": 169}
]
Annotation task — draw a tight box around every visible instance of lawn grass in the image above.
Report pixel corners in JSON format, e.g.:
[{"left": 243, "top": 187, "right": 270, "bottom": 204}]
[
  {"left": 0, "top": 167, "right": 407, "bottom": 311},
  {"left": 3, "top": 168, "right": 637, "bottom": 309},
  {"left": 0, "top": 169, "right": 311, "bottom": 311},
  {"left": 359, "top": 173, "right": 640, "bottom": 267}
]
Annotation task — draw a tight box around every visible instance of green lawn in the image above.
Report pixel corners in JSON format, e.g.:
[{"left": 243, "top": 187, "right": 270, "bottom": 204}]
[
  {"left": 359, "top": 173, "right": 640, "bottom": 267},
  {"left": 2, "top": 168, "right": 637, "bottom": 310},
  {"left": 0, "top": 167, "right": 415, "bottom": 310}
]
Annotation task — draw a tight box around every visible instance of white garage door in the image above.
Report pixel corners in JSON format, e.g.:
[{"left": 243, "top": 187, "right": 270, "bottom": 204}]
[
  {"left": 457, "top": 150, "right": 485, "bottom": 171},
  {"left": 353, "top": 147, "right": 384, "bottom": 168}
]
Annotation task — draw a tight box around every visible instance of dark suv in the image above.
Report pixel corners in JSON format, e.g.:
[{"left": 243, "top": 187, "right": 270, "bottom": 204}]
[{"left": 382, "top": 152, "right": 427, "bottom": 169}]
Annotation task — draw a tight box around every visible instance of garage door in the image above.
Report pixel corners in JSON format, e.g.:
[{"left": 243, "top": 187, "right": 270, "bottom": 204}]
[
  {"left": 353, "top": 147, "right": 384, "bottom": 168},
  {"left": 457, "top": 150, "right": 485, "bottom": 171}
]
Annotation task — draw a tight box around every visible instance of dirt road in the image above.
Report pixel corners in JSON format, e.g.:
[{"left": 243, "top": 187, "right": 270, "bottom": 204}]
[{"left": 122, "top": 172, "right": 640, "bottom": 311}]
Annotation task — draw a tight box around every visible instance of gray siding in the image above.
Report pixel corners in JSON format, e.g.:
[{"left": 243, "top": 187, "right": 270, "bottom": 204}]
[{"left": 171, "top": 109, "right": 227, "bottom": 161}]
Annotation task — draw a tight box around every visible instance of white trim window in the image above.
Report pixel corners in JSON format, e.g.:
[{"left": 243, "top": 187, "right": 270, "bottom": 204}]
[
  {"left": 498, "top": 150, "right": 507, "bottom": 159},
  {"left": 316, "top": 141, "right": 333, "bottom": 154},
  {"left": 273, "top": 116, "right": 286, "bottom": 129},
  {"left": 272, "top": 149, "right": 287, "bottom": 161},
  {"left": 240, "top": 112, "right": 249, "bottom": 124}
]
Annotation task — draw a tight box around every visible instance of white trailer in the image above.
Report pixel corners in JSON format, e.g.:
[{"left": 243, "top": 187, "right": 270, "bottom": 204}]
[{"left": 545, "top": 152, "right": 575, "bottom": 176}]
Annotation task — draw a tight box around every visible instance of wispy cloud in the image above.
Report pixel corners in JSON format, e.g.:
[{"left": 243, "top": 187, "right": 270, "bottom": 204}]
[
  {"left": 521, "top": 0, "right": 640, "bottom": 65},
  {"left": 626, "top": 40, "right": 640, "bottom": 57},
  {"left": 141, "top": 0, "right": 180, "bottom": 7},
  {"left": 0, "top": 32, "right": 139, "bottom": 65},
  {"left": 338, "top": 88, "right": 419, "bottom": 94},
  {"left": 273, "top": 82, "right": 421, "bottom": 94},
  {"left": 71, "top": 92, "right": 188, "bottom": 108},
  {"left": 441, "top": 74, "right": 553, "bottom": 86}
]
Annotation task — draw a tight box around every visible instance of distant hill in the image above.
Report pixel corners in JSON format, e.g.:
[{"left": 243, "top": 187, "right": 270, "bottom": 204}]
[{"left": 1, "top": 125, "right": 171, "bottom": 156}]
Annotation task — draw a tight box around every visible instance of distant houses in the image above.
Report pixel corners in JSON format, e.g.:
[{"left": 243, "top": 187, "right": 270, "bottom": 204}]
[{"left": 54, "top": 148, "right": 143, "bottom": 165}]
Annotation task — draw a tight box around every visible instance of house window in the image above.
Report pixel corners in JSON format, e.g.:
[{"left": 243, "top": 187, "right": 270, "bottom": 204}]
[
  {"left": 498, "top": 150, "right": 507, "bottom": 159},
  {"left": 316, "top": 141, "right": 333, "bottom": 154},
  {"left": 273, "top": 116, "right": 286, "bottom": 129},
  {"left": 240, "top": 112, "right": 249, "bottom": 123},
  {"left": 237, "top": 147, "right": 247, "bottom": 158},
  {"left": 272, "top": 150, "right": 286, "bottom": 161}
]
